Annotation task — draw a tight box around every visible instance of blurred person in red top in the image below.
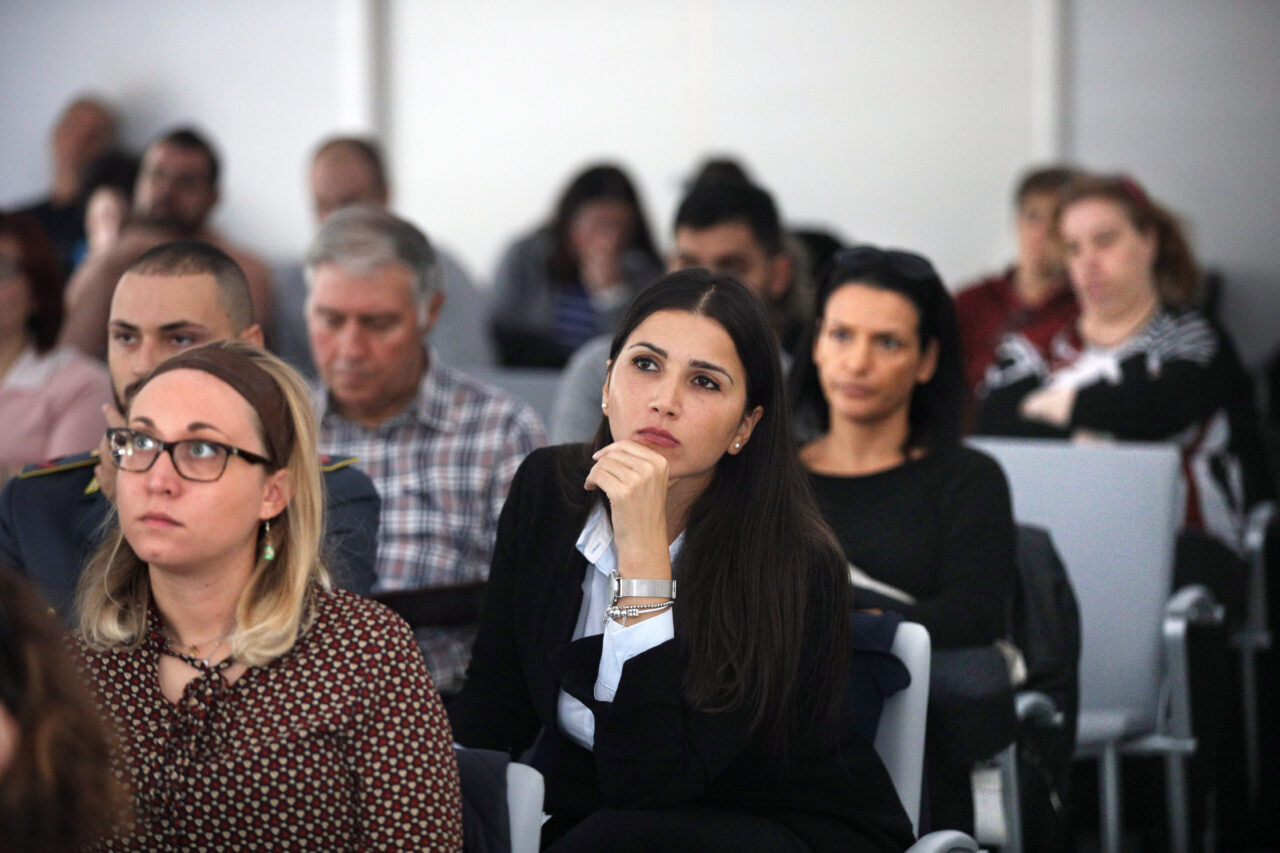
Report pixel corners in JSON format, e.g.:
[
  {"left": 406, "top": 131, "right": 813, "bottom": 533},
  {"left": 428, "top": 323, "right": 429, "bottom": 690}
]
[{"left": 954, "top": 166, "right": 1080, "bottom": 427}]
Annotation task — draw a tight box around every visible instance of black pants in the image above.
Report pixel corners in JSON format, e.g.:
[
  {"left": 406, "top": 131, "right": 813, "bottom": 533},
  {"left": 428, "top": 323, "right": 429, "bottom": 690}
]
[{"left": 544, "top": 806, "right": 812, "bottom": 853}]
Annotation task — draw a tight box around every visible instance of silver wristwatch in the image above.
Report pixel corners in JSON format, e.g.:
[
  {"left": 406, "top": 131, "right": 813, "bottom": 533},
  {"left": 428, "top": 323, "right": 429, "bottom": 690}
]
[{"left": 608, "top": 571, "right": 677, "bottom": 606}]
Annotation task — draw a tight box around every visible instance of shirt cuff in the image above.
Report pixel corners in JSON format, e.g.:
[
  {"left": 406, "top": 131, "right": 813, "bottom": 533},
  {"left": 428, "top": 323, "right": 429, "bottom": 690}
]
[{"left": 594, "top": 609, "right": 674, "bottom": 702}]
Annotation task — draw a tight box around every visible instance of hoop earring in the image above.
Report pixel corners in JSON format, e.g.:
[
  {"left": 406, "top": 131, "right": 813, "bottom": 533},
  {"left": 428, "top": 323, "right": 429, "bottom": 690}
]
[{"left": 262, "top": 519, "right": 276, "bottom": 562}]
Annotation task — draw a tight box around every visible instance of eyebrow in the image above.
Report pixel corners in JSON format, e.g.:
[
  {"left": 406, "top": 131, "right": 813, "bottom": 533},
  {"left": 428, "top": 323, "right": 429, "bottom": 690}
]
[
  {"left": 310, "top": 305, "right": 398, "bottom": 319},
  {"left": 129, "top": 416, "right": 230, "bottom": 438},
  {"left": 626, "top": 341, "right": 736, "bottom": 385},
  {"left": 109, "top": 320, "right": 210, "bottom": 333},
  {"left": 677, "top": 251, "right": 748, "bottom": 267}
]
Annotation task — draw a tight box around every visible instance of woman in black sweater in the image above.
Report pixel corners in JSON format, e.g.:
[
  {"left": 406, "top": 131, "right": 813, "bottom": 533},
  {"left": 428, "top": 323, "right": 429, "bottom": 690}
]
[
  {"left": 789, "top": 245, "right": 1017, "bottom": 832},
  {"left": 450, "top": 269, "right": 913, "bottom": 852}
]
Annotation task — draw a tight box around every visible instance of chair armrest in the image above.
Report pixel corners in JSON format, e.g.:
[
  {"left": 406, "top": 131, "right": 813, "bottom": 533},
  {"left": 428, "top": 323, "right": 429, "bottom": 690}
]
[
  {"left": 1161, "top": 584, "right": 1221, "bottom": 740},
  {"left": 907, "top": 829, "right": 981, "bottom": 852},
  {"left": 1015, "top": 689, "right": 1064, "bottom": 727},
  {"left": 1244, "top": 500, "right": 1274, "bottom": 557},
  {"left": 371, "top": 581, "right": 487, "bottom": 628},
  {"left": 1242, "top": 500, "right": 1274, "bottom": 642},
  {"left": 1165, "top": 584, "right": 1223, "bottom": 627}
]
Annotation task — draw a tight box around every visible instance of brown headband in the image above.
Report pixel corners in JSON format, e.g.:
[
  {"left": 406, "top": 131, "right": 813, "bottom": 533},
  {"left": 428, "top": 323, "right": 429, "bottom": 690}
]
[{"left": 139, "top": 343, "right": 294, "bottom": 467}]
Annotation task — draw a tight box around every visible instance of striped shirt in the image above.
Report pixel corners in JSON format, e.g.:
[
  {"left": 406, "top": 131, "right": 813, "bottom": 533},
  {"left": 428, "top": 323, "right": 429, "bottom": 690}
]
[
  {"left": 978, "top": 308, "right": 1257, "bottom": 549},
  {"left": 314, "top": 356, "right": 546, "bottom": 690},
  {"left": 554, "top": 285, "right": 600, "bottom": 350}
]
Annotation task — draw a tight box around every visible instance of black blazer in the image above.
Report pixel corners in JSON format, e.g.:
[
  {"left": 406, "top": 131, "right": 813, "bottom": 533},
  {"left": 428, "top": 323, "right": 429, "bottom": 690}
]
[{"left": 449, "top": 446, "right": 914, "bottom": 852}]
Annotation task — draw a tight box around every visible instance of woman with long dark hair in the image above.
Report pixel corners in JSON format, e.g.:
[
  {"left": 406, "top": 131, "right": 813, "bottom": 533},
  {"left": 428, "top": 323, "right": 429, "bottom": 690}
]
[
  {"left": 489, "top": 163, "right": 662, "bottom": 367},
  {"left": 451, "top": 268, "right": 913, "bottom": 851},
  {"left": 789, "top": 245, "right": 1017, "bottom": 832}
]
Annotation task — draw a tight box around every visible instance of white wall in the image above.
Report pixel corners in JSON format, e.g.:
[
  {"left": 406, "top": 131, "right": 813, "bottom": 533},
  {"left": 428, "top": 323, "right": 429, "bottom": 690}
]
[
  {"left": 1, "top": 0, "right": 1057, "bottom": 284},
  {"left": 387, "top": 0, "right": 1057, "bottom": 288},
  {"left": 5, "top": 1, "right": 1275, "bottom": 369},
  {"left": 0, "top": 0, "right": 370, "bottom": 264},
  {"left": 1067, "top": 0, "right": 1280, "bottom": 367}
]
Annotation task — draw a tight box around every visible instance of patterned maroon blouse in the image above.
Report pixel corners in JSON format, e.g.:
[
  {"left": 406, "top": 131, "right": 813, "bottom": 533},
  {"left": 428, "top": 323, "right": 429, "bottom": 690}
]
[{"left": 70, "top": 588, "right": 463, "bottom": 851}]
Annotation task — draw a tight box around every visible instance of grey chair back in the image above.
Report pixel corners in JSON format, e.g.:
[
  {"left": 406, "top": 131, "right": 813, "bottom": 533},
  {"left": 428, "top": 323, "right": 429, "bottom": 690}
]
[
  {"left": 969, "top": 438, "right": 1183, "bottom": 738},
  {"left": 466, "top": 367, "right": 561, "bottom": 430}
]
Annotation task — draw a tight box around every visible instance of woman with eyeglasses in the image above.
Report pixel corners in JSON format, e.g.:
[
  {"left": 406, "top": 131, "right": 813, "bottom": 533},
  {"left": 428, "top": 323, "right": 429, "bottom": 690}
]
[
  {"left": 789, "top": 245, "right": 1017, "bottom": 834},
  {"left": 70, "top": 340, "right": 463, "bottom": 851},
  {"left": 974, "top": 174, "right": 1271, "bottom": 561}
]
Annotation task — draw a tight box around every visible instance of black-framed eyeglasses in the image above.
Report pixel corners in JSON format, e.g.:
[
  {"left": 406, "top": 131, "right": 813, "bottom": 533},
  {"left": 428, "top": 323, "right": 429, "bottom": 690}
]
[
  {"left": 830, "top": 245, "right": 937, "bottom": 282},
  {"left": 107, "top": 428, "right": 275, "bottom": 483}
]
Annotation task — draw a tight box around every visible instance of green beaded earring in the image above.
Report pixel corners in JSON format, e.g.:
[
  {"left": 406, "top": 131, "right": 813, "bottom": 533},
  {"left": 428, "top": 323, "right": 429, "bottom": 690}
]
[{"left": 262, "top": 518, "right": 276, "bottom": 561}]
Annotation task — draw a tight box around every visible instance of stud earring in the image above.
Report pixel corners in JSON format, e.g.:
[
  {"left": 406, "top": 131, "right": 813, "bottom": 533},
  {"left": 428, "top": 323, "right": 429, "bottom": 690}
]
[
  {"left": 262, "top": 519, "right": 276, "bottom": 562},
  {"left": 733, "top": 442, "right": 741, "bottom": 451},
  {"left": 601, "top": 400, "right": 607, "bottom": 411}
]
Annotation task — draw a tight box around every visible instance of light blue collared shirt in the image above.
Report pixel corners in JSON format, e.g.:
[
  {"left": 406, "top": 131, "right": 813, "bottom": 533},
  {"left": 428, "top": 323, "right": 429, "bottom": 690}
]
[{"left": 556, "top": 503, "right": 680, "bottom": 750}]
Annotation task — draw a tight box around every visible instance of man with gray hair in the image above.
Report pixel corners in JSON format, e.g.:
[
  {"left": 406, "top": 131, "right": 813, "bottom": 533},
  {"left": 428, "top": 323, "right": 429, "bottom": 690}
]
[{"left": 306, "top": 206, "right": 545, "bottom": 693}]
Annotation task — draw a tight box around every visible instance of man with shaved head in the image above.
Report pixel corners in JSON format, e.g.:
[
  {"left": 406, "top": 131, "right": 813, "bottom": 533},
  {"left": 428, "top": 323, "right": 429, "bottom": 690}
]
[
  {"left": 0, "top": 241, "right": 379, "bottom": 618},
  {"left": 310, "top": 137, "right": 389, "bottom": 223}
]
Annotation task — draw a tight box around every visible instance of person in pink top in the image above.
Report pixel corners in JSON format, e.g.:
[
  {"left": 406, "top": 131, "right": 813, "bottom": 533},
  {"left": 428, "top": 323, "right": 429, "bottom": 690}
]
[{"left": 0, "top": 213, "right": 112, "bottom": 482}]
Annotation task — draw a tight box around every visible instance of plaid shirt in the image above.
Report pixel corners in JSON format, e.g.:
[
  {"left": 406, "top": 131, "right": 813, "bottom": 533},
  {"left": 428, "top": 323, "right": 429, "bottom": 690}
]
[{"left": 313, "top": 356, "right": 545, "bottom": 692}]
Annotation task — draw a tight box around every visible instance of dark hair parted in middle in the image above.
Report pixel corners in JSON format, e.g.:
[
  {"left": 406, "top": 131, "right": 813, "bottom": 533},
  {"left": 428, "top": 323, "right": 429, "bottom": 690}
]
[
  {"left": 564, "top": 267, "right": 851, "bottom": 760},
  {"left": 546, "top": 163, "right": 659, "bottom": 282},
  {"left": 790, "top": 245, "right": 965, "bottom": 451}
]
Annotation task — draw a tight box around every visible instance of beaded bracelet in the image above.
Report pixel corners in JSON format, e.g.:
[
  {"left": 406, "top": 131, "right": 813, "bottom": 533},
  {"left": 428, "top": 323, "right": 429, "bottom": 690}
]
[{"left": 604, "top": 599, "right": 674, "bottom": 627}]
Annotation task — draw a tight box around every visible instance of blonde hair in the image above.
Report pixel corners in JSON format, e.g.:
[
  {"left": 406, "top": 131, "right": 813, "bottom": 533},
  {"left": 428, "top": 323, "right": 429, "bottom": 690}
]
[{"left": 76, "top": 342, "right": 330, "bottom": 667}]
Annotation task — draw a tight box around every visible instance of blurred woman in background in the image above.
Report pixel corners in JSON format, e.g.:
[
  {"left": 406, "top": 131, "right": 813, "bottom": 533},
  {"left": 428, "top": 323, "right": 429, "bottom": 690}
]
[
  {"left": 490, "top": 163, "right": 662, "bottom": 367},
  {"left": 0, "top": 212, "right": 112, "bottom": 482},
  {"left": 973, "top": 174, "right": 1276, "bottom": 843},
  {"left": 974, "top": 174, "right": 1272, "bottom": 565}
]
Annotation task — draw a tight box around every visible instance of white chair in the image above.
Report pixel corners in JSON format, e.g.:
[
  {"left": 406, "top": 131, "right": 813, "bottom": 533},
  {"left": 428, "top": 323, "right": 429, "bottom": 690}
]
[
  {"left": 482, "top": 622, "right": 980, "bottom": 852},
  {"left": 971, "top": 437, "right": 1221, "bottom": 853},
  {"left": 874, "top": 621, "right": 981, "bottom": 853},
  {"left": 506, "top": 761, "right": 545, "bottom": 853},
  {"left": 455, "top": 747, "right": 545, "bottom": 852}
]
